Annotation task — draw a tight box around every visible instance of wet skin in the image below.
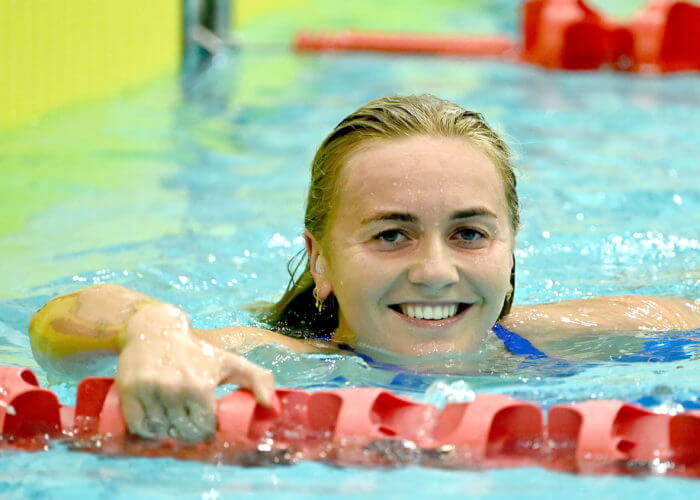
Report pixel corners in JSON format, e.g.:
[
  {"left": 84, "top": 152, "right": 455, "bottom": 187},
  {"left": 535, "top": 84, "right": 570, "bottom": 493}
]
[
  {"left": 307, "top": 135, "right": 514, "bottom": 361},
  {"left": 28, "top": 134, "right": 700, "bottom": 442}
]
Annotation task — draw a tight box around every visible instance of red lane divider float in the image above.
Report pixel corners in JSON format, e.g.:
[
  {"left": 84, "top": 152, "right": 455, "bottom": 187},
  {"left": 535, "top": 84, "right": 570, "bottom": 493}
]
[
  {"left": 295, "top": 32, "right": 517, "bottom": 59},
  {"left": 294, "top": 0, "right": 700, "bottom": 73},
  {"left": 1, "top": 365, "right": 699, "bottom": 476},
  {"left": 0, "top": 366, "right": 63, "bottom": 438}
]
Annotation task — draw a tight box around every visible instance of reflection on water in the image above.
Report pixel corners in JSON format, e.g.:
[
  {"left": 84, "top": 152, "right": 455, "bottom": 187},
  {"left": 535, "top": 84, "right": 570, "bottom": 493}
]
[
  {"left": 1, "top": 48, "right": 698, "bottom": 408},
  {"left": 0, "top": 44, "right": 698, "bottom": 496}
]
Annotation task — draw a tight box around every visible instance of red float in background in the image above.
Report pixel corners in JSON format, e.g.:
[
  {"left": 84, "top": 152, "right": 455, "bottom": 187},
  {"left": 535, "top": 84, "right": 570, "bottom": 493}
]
[
  {"left": 294, "top": 0, "right": 700, "bottom": 73},
  {"left": 521, "top": 0, "right": 611, "bottom": 69},
  {"left": 522, "top": 0, "right": 700, "bottom": 72},
  {"left": 294, "top": 32, "right": 516, "bottom": 58},
  {"left": 626, "top": 0, "right": 700, "bottom": 72}
]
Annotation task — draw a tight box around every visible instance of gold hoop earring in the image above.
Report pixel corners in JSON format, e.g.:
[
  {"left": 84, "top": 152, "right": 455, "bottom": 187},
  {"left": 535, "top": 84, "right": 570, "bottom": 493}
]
[{"left": 313, "top": 287, "right": 324, "bottom": 312}]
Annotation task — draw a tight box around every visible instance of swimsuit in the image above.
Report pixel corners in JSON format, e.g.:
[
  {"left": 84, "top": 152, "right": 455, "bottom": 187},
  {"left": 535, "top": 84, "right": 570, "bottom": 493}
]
[
  {"left": 493, "top": 324, "right": 699, "bottom": 363},
  {"left": 491, "top": 324, "right": 548, "bottom": 359},
  {"left": 333, "top": 325, "right": 699, "bottom": 364},
  {"left": 328, "top": 326, "right": 699, "bottom": 396}
]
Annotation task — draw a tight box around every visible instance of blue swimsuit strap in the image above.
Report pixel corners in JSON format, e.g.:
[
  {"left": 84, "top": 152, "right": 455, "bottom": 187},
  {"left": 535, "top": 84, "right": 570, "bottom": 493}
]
[
  {"left": 337, "top": 343, "right": 378, "bottom": 364},
  {"left": 491, "top": 323, "right": 549, "bottom": 359}
]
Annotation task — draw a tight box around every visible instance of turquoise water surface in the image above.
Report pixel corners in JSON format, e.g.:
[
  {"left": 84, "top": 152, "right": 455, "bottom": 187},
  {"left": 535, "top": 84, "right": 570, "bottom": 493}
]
[{"left": 1, "top": 48, "right": 698, "bottom": 497}]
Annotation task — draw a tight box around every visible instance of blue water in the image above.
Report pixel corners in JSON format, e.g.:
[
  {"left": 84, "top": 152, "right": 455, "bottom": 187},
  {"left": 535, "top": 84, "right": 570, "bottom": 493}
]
[{"left": 1, "top": 49, "right": 698, "bottom": 496}]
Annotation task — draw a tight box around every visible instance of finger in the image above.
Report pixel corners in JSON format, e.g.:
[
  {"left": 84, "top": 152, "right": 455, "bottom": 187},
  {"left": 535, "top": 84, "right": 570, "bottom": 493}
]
[
  {"left": 138, "top": 390, "right": 169, "bottom": 439},
  {"left": 251, "top": 371, "right": 279, "bottom": 412},
  {"left": 120, "top": 394, "right": 153, "bottom": 439},
  {"left": 166, "top": 406, "right": 205, "bottom": 444},
  {"left": 158, "top": 390, "right": 209, "bottom": 443},
  {"left": 221, "top": 354, "right": 275, "bottom": 407},
  {"left": 184, "top": 399, "right": 218, "bottom": 440}
]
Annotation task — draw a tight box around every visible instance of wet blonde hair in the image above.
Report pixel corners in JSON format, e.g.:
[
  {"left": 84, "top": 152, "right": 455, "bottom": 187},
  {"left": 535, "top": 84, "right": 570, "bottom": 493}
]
[{"left": 260, "top": 94, "right": 519, "bottom": 338}]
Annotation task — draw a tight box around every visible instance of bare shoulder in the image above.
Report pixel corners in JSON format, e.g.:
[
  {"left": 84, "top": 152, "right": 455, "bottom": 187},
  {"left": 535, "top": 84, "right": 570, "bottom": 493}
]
[
  {"left": 500, "top": 295, "right": 699, "bottom": 340},
  {"left": 192, "top": 325, "right": 340, "bottom": 355}
]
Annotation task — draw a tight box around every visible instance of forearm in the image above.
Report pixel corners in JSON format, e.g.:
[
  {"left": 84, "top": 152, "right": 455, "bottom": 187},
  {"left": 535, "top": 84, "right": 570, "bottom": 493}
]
[
  {"left": 29, "top": 283, "right": 335, "bottom": 376},
  {"left": 29, "top": 285, "right": 276, "bottom": 442}
]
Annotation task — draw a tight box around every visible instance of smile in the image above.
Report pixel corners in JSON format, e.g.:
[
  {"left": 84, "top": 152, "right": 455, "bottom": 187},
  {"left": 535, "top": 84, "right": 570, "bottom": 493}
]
[{"left": 388, "top": 302, "right": 471, "bottom": 327}]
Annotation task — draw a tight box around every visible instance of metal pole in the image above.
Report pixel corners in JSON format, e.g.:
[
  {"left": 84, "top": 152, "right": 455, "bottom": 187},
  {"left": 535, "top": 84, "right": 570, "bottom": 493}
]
[{"left": 181, "top": 0, "right": 232, "bottom": 94}]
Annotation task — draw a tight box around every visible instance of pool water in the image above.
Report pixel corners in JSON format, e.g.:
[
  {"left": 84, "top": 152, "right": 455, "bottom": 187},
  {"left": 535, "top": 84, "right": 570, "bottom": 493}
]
[{"left": 1, "top": 47, "right": 699, "bottom": 497}]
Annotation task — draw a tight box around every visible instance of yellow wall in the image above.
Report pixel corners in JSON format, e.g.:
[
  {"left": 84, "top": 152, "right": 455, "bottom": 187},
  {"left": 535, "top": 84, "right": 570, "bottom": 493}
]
[
  {"left": 234, "top": 0, "right": 306, "bottom": 27},
  {"left": 0, "top": 0, "right": 181, "bottom": 130}
]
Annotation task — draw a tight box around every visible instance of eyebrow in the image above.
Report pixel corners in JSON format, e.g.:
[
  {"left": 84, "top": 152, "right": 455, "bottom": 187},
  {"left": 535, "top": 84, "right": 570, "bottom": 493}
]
[
  {"left": 450, "top": 208, "right": 498, "bottom": 220},
  {"left": 361, "top": 208, "right": 498, "bottom": 226},
  {"left": 361, "top": 212, "right": 418, "bottom": 225}
]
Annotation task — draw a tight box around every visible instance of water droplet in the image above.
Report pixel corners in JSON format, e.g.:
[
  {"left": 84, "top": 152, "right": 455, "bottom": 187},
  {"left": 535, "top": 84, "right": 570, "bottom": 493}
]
[{"left": 268, "top": 233, "right": 291, "bottom": 248}]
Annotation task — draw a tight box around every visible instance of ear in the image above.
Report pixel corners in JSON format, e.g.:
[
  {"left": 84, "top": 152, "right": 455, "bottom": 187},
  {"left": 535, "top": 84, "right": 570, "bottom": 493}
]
[{"left": 304, "top": 229, "right": 332, "bottom": 300}]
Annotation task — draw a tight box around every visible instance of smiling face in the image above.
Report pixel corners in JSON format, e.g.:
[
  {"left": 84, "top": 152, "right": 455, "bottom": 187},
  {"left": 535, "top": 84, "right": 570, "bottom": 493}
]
[{"left": 308, "top": 135, "right": 515, "bottom": 359}]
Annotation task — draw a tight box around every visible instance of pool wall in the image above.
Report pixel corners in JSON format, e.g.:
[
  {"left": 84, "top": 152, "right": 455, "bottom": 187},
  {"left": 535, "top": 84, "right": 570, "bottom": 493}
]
[
  {"left": 0, "top": 0, "right": 523, "bottom": 131},
  {"left": 0, "top": 0, "right": 181, "bottom": 130}
]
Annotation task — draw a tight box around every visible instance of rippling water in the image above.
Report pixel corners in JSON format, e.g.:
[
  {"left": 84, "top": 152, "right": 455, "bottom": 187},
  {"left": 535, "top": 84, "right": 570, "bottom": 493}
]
[{"left": 1, "top": 48, "right": 699, "bottom": 496}]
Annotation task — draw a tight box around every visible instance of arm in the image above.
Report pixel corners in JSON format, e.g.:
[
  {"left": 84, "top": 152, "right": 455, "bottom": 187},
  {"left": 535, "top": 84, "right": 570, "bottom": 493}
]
[
  {"left": 500, "top": 295, "right": 699, "bottom": 341},
  {"left": 28, "top": 284, "right": 293, "bottom": 442},
  {"left": 29, "top": 284, "right": 334, "bottom": 366},
  {"left": 28, "top": 285, "right": 153, "bottom": 374}
]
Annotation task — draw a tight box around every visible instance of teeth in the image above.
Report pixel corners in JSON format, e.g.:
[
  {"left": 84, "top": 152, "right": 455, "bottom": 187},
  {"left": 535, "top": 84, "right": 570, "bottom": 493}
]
[{"left": 399, "top": 304, "right": 459, "bottom": 320}]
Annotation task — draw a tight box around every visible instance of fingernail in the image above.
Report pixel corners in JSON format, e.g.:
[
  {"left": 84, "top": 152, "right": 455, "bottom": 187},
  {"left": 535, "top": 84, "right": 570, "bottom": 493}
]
[
  {"left": 258, "top": 389, "right": 271, "bottom": 407},
  {"left": 257, "top": 388, "right": 277, "bottom": 411}
]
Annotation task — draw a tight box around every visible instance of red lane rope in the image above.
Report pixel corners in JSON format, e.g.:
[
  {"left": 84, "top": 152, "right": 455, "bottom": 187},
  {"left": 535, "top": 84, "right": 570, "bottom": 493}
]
[
  {"left": 295, "top": 32, "right": 517, "bottom": 58},
  {"left": 293, "top": 0, "right": 700, "bottom": 73},
  {"left": 1, "top": 365, "right": 699, "bottom": 475}
]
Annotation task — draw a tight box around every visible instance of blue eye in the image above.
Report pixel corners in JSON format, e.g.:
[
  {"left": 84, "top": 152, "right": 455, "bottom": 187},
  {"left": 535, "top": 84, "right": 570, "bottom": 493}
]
[
  {"left": 370, "top": 229, "right": 411, "bottom": 250},
  {"left": 376, "top": 230, "right": 404, "bottom": 243},
  {"left": 455, "top": 228, "right": 485, "bottom": 241}
]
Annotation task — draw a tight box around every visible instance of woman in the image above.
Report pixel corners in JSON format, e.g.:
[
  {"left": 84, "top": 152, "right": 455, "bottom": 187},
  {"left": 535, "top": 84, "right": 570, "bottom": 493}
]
[{"left": 28, "top": 95, "right": 699, "bottom": 443}]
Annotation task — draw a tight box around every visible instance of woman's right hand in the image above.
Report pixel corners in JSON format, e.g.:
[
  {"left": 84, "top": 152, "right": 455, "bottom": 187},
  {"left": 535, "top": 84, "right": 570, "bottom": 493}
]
[{"left": 116, "top": 303, "right": 275, "bottom": 443}]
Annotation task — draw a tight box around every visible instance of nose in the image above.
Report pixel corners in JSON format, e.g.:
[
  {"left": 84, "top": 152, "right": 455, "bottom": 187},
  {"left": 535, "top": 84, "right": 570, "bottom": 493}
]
[{"left": 407, "top": 235, "right": 459, "bottom": 290}]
